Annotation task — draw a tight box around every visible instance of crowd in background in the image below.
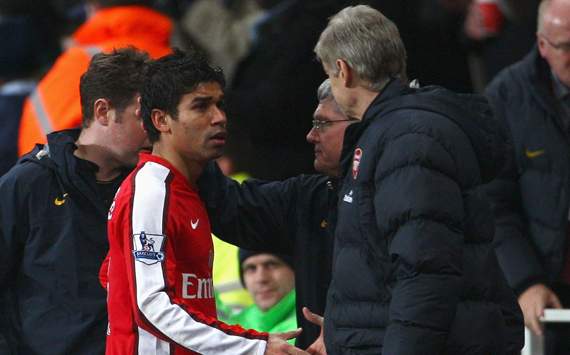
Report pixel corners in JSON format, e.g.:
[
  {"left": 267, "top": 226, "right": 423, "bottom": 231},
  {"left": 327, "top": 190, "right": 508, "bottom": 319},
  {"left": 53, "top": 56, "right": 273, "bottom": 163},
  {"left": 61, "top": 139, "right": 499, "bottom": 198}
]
[{"left": 4, "top": 0, "right": 570, "bottom": 354}]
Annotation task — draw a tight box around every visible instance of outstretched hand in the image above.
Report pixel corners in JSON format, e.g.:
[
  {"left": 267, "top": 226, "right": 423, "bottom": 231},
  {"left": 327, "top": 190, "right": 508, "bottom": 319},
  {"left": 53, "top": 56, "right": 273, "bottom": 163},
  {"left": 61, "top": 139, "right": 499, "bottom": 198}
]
[{"left": 303, "top": 307, "right": 327, "bottom": 355}]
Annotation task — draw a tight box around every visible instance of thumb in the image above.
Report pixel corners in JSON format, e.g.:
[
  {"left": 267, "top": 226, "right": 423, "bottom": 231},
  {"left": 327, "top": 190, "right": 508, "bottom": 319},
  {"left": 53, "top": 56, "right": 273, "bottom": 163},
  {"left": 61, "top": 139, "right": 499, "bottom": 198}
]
[
  {"left": 549, "top": 293, "right": 563, "bottom": 309},
  {"left": 303, "top": 307, "right": 324, "bottom": 326},
  {"left": 273, "top": 328, "right": 303, "bottom": 341}
]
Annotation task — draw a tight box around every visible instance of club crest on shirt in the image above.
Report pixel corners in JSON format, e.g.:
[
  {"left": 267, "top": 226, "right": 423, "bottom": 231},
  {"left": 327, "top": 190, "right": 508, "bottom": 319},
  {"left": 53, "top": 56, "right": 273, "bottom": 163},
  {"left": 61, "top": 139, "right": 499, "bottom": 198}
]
[
  {"left": 352, "top": 148, "right": 363, "bottom": 179},
  {"left": 132, "top": 231, "right": 165, "bottom": 265}
]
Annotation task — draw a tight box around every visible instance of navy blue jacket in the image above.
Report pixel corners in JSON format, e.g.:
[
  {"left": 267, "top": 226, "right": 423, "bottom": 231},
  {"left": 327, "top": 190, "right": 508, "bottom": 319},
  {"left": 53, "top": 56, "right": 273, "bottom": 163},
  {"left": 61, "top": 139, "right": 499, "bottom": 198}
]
[
  {"left": 0, "top": 130, "right": 116, "bottom": 355},
  {"left": 324, "top": 80, "right": 523, "bottom": 355},
  {"left": 485, "top": 48, "right": 570, "bottom": 294},
  {"left": 198, "top": 170, "right": 336, "bottom": 348}
]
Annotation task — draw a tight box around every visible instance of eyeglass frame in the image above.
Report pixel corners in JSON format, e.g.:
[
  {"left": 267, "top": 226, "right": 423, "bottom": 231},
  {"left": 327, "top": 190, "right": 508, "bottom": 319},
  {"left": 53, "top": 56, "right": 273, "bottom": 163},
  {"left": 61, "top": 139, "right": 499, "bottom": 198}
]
[
  {"left": 540, "top": 34, "right": 570, "bottom": 52},
  {"left": 311, "top": 118, "right": 357, "bottom": 131}
]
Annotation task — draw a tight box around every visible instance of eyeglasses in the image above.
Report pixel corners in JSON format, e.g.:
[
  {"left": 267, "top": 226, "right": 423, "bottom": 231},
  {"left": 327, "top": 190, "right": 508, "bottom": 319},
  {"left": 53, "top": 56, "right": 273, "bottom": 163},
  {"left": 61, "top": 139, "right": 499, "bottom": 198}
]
[
  {"left": 311, "top": 119, "right": 356, "bottom": 131},
  {"left": 541, "top": 35, "right": 570, "bottom": 52}
]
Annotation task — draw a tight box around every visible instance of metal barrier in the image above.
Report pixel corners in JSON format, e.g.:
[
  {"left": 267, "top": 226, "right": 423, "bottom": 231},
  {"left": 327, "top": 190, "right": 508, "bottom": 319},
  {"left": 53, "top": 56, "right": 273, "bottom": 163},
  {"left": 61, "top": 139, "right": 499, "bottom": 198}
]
[{"left": 521, "top": 309, "right": 570, "bottom": 355}]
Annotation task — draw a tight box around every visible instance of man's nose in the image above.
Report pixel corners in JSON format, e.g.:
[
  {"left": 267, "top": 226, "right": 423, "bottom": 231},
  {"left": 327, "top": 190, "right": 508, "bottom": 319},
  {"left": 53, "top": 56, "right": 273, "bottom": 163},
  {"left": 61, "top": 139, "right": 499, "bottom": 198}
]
[
  {"left": 306, "top": 127, "right": 318, "bottom": 143},
  {"left": 212, "top": 106, "right": 227, "bottom": 125}
]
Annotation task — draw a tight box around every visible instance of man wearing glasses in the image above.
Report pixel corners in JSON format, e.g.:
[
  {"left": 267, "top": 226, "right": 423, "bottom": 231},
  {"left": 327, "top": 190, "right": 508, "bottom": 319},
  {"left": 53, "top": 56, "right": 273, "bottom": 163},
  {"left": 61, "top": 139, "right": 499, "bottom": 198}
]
[
  {"left": 198, "top": 78, "right": 353, "bottom": 350},
  {"left": 485, "top": 0, "right": 570, "bottom": 353}
]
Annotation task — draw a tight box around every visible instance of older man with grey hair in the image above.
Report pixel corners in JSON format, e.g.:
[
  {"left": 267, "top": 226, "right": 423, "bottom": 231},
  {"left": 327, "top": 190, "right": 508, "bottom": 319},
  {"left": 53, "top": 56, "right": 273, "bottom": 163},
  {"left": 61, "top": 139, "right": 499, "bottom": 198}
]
[
  {"left": 197, "top": 78, "right": 355, "bottom": 350},
  {"left": 314, "top": 4, "right": 523, "bottom": 354}
]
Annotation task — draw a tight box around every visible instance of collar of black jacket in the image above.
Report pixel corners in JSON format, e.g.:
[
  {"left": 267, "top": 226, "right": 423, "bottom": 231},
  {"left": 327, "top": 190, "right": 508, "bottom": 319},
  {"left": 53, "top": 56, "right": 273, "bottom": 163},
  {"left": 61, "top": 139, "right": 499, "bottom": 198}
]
[
  {"left": 523, "top": 46, "right": 560, "bottom": 116},
  {"left": 22, "top": 128, "right": 117, "bottom": 217},
  {"left": 338, "top": 78, "right": 409, "bottom": 180},
  {"left": 338, "top": 78, "right": 504, "bottom": 184}
]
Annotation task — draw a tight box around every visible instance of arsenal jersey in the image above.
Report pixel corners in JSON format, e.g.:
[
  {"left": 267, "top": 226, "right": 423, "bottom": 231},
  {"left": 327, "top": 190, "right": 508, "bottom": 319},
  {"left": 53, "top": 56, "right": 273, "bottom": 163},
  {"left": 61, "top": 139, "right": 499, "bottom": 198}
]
[{"left": 105, "top": 153, "right": 267, "bottom": 354}]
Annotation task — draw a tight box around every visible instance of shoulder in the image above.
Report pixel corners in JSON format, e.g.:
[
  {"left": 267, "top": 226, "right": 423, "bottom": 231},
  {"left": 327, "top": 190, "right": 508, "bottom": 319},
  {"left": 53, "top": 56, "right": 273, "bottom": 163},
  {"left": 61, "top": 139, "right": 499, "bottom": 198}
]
[
  {"left": 0, "top": 158, "right": 53, "bottom": 191},
  {"left": 381, "top": 107, "right": 465, "bottom": 147},
  {"left": 485, "top": 57, "right": 531, "bottom": 102},
  {"left": 134, "top": 161, "right": 173, "bottom": 186}
]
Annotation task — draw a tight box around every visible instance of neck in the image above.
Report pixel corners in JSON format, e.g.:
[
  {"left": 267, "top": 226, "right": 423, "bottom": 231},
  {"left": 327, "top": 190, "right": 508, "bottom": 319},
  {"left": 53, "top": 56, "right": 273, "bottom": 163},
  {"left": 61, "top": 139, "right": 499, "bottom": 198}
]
[
  {"left": 74, "top": 129, "right": 122, "bottom": 182},
  {"left": 152, "top": 142, "right": 204, "bottom": 188},
  {"left": 345, "top": 83, "right": 381, "bottom": 120}
]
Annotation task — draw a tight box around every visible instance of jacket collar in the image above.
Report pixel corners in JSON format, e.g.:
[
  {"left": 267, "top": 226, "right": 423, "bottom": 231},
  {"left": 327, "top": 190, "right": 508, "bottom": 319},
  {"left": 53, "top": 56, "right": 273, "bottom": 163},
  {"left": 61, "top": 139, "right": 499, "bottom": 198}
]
[
  {"left": 23, "top": 129, "right": 115, "bottom": 217},
  {"left": 521, "top": 46, "right": 560, "bottom": 116},
  {"left": 339, "top": 79, "right": 408, "bottom": 178}
]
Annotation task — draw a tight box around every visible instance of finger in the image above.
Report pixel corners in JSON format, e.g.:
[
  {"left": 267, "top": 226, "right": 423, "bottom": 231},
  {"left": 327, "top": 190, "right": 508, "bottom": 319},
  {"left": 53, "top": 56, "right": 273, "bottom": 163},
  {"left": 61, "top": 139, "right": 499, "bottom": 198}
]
[
  {"left": 283, "top": 344, "right": 310, "bottom": 355},
  {"left": 528, "top": 311, "right": 543, "bottom": 337},
  {"left": 274, "top": 328, "right": 303, "bottom": 341},
  {"left": 302, "top": 307, "right": 324, "bottom": 326},
  {"left": 550, "top": 293, "right": 563, "bottom": 309}
]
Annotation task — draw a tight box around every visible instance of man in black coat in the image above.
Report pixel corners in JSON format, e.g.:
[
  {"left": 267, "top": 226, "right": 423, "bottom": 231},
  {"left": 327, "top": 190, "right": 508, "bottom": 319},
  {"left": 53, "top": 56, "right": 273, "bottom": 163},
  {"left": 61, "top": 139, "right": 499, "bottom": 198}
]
[
  {"left": 312, "top": 5, "right": 522, "bottom": 354},
  {"left": 0, "top": 48, "right": 150, "bottom": 355},
  {"left": 201, "top": 6, "right": 524, "bottom": 354},
  {"left": 485, "top": 0, "right": 570, "bottom": 353},
  {"left": 199, "top": 78, "right": 348, "bottom": 349}
]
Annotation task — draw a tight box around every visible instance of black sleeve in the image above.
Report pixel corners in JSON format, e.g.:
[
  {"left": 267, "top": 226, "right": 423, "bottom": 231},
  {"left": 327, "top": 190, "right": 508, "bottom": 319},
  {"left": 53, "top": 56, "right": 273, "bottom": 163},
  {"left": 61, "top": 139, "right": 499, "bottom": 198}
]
[
  {"left": 0, "top": 169, "right": 29, "bottom": 354},
  {"left": 484, "top": 80, "right": 546, "bottom": 294},
  {"left": 198, "top": 161, "right": 324, "bottom": 254}
]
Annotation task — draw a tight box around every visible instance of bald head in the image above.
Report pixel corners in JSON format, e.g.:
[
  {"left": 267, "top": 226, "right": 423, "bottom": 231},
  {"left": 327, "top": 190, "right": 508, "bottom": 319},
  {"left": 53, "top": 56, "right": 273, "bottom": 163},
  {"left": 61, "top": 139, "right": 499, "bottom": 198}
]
[
  {"left": 537, "top": 0, "right": 570, "bottom": 86},
  {"left": 538, "top": 0, "right": 570, "bottom": 33}
]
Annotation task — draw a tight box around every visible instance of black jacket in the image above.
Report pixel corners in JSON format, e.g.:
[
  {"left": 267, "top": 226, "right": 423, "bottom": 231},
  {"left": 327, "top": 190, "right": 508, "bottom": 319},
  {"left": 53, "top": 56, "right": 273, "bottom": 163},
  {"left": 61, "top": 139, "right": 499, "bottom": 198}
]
[
  {"left": 324, "top": 80, "right": 523, "bottom": 354},
  {"left": 485, "top": 48, "right": 570, "bottom": 294},
  {"left": 0, "top": 130, "right": 120, "bottom": 355},
  {"left": 198, "top": 169, "right": 336, "bottom": 348}
]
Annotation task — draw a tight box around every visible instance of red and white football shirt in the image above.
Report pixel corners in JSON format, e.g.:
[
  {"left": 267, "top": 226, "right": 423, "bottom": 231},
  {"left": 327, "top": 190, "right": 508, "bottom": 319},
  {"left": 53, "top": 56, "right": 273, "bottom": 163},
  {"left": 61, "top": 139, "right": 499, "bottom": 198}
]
[{"left": 105, "top": 153, "right": 267, "bottom": 354}]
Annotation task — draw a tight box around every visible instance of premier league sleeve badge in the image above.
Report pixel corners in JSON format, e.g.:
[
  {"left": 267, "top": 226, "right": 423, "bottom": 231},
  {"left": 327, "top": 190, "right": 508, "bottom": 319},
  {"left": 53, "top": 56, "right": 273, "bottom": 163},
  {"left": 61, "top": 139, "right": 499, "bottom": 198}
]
[{"left": 132, "top": 231, "right": 166, "bottom": 265}]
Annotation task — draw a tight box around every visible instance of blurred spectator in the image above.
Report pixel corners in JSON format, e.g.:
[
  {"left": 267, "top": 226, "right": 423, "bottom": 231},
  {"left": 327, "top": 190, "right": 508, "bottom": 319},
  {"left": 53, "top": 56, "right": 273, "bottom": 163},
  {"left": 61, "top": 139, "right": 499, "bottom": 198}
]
[
  {"left": 351, "top": 0, "right": 474, "bottom": 92},
  {"left": 464, "top": 0, "right": 540, "bottom": 90},
  {"left": 485, "top": 0, "right": 570, "bottom": 353},
  {"left": 178, "top": 0, "right": 263, "bottom": 83},
  {"left": 17, "top": 0, "right": 172, "bottom": 156},
  {"left": 223, "top": 0, "right": 340, "bottom": 180},
  {"left": 225, "top": 249, "right": 296, "bottom": 339},
  {"left": 0, "top": 1, "right": 60, "bottom": 176}
]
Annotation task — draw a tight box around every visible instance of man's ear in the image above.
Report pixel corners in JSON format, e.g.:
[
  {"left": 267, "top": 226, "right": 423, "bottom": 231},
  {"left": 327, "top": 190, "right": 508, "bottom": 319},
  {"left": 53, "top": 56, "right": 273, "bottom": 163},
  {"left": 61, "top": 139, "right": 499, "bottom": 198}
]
[
  {"left": 537, "top": 33, "right": 548, "bottom": 59},
  {"left": 151, "top": 109, "right": 170, "bottom": 134},
  {"left": 336, "top": 59, "right": 353, "bottom": 87},
  {"left": 93, "top": 98, "right": 111, "bottom": 126}
]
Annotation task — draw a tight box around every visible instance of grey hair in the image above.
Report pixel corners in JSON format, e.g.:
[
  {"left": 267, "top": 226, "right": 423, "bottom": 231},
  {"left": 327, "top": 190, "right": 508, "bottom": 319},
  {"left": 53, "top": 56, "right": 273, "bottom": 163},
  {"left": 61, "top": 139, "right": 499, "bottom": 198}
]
[
  {"left": 537, "top": 0, "right": 552, "bottom": 33},
  {"left": 317, "top": 78, "right": 333, "bottom": 101},
  {"left": 314, "top": 5, "right": 407, "bottom": 91}
]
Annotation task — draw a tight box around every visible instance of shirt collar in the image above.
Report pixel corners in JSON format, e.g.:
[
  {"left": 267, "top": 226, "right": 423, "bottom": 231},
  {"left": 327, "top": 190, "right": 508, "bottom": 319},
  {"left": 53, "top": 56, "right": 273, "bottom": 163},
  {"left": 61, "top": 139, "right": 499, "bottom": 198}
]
[{"left": 552, "top": 71, "right": 570, "bottom": 100}]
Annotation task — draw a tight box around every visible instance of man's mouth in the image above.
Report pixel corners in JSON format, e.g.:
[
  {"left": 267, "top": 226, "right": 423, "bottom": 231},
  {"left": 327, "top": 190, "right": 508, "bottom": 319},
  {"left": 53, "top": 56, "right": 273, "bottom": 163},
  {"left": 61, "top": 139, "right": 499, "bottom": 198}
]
[{"left": 210, "top": 131, "right": 227, "bottom": 144}]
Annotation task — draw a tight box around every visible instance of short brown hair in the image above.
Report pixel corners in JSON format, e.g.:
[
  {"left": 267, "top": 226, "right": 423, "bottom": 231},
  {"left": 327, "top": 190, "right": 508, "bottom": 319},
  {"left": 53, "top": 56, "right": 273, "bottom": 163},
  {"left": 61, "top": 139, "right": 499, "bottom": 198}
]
[{"left": 79, "top": 47, "right": 150, "bottom": 127}]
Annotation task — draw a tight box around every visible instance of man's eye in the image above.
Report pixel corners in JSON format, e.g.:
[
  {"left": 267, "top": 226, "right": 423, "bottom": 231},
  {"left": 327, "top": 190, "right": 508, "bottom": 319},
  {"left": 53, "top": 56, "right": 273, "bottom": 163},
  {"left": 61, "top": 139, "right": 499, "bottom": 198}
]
[{"left": 193, "top": 103, "right": 209, "bottom": 111}]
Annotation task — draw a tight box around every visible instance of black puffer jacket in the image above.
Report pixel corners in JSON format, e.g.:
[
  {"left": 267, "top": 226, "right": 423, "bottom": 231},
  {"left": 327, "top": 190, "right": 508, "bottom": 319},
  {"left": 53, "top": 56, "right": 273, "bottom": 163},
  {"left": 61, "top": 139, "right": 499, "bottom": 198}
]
[
  {"left": 324, "top": 79, "right": 523, "bottom": 355},
  {"left": 485, "top": 47, "right": 569, "bottom": 294}
]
